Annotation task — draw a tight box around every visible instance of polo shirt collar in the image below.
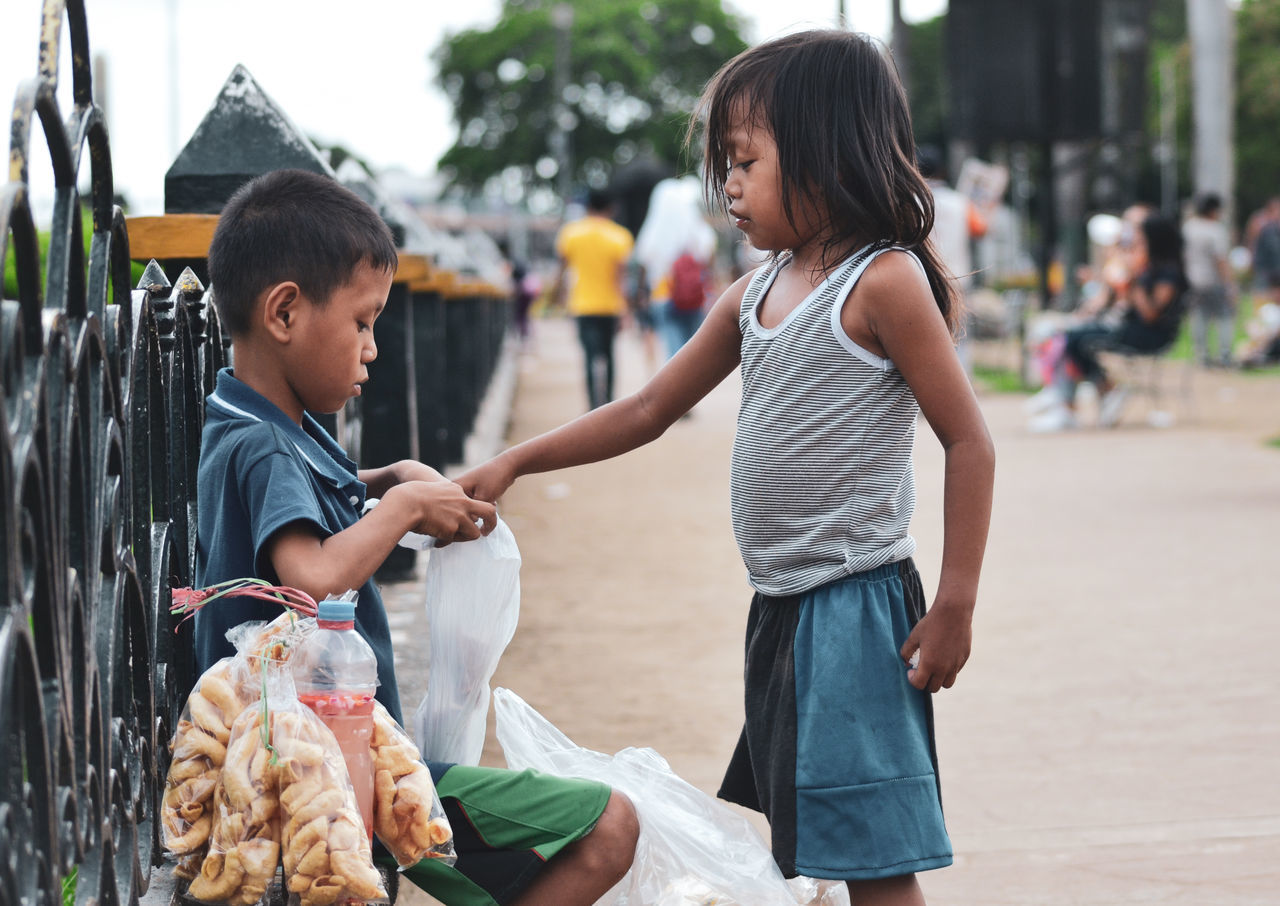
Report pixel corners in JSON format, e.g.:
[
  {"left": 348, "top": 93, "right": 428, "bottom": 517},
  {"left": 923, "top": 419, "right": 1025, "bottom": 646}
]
[{"left": 206, "top": 368, "right": 359, "bottom": 487}]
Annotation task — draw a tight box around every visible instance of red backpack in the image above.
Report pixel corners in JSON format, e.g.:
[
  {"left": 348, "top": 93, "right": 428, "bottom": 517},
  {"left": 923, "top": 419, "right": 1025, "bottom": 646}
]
[{"left": 668, "top": 253, "right": 708, "bottom": 312}]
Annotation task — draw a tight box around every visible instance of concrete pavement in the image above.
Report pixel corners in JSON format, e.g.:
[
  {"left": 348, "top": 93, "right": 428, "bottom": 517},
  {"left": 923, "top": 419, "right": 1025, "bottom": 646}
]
[{"left": 386, "top": 317, "right": 1280, "bottom": 905}]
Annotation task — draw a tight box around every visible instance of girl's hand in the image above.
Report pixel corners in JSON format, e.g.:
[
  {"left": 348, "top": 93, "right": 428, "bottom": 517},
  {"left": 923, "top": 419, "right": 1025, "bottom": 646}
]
[
  {"left": 456, "top": 452, "right": 518, "bottom": 504},
  {"left": 391, "top": 460, "right": 445, "bottom": 484},
  {"left": 358, "top": 459, "right": 444, "bottom": 497},
  {"left": 899, "top": 602, "right": 973, "bottom": 694}
]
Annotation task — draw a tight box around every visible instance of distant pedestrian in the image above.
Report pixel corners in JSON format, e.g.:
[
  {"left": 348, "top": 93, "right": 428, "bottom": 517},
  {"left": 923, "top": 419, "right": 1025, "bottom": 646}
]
[
  {"left": 510, "top": 259, "right": 538, "bottom": 347},
  {"left": 633, "top": 176, "right": 718, "bottom": 358},
  {"left": 1245, "top": 196, "right": 1280, "bottom": 304},
  {"left": 460, "top": 30, "right": 994, "bottom": 906},
  {"left": 1182, "top": 193, "right": 1235, "bottom": 366},
  {"left": 553, "top": 189, "right": 634, "bottom": 409},
  {"left": 916, "top": 144, "right": 986, "bottom": 373}
]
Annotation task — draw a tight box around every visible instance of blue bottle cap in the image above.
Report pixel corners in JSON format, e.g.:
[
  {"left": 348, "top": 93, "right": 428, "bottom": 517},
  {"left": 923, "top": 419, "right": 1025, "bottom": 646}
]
[{"left": 317, "top": 599, "right": 356, "bottom": 622}]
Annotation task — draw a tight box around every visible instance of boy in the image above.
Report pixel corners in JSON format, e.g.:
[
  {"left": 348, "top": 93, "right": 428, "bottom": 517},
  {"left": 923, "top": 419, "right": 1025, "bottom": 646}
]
[{"left": 194, "top": 168, "right": 637, "bottom": 906}]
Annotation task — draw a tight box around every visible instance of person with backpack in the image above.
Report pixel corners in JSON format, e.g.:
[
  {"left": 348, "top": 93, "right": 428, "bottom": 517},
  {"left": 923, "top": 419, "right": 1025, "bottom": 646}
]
[
  {"left": 663, "top": 249, "right": 714, "bottom": 355},
  {"left": 634, "top": 176, "right": 718, "bottom": 359}
]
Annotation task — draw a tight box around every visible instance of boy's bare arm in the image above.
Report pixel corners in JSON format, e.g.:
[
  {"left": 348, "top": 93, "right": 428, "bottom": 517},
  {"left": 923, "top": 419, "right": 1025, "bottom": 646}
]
[
  {"left": 265, "top": 480, "right": 495, "bottom": 601},
  {"left": 457, "top": 274, "right": 750, "bottom": 503}
]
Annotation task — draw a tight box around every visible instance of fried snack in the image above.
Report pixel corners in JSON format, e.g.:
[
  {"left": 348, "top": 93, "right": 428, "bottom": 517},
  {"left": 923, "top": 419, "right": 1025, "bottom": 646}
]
[
  {"left": 370, "top": 701, "right": 456, "bottom": 866},
  {"left": 162, "top": 658, "right": 251, "bottom": 858},
  {"left": 186, "top": 706, "right": 282, "bottom": 905},
  {"left": 245, "top": 610, "right": 316, "bottom": 666},
  {"left": 273, "top": 707, "right": 387, "bottom": 906}
]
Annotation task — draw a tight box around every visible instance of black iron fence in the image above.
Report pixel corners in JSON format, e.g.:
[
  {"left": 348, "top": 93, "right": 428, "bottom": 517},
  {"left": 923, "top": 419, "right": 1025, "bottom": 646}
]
[{"left": 1, "top": 2, "right": 512, "bottom": 903}]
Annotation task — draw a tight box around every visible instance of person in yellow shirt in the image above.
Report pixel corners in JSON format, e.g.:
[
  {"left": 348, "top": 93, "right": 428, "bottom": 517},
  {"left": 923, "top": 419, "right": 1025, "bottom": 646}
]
[{"left": 554, "top": 189, "right": 635, "bottom": 409}]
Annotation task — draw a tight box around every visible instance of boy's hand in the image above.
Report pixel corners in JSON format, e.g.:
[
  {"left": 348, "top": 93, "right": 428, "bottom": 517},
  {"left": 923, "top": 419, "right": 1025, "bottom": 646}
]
[
  {"left": 388, "top": 479, "right": 497, "bottom": 543},
  {"left": 899, "top": 601, "right": 973, "bottom": 694},
  {"left": 455, "top": 453, "right": 517, "bottom": 504}
]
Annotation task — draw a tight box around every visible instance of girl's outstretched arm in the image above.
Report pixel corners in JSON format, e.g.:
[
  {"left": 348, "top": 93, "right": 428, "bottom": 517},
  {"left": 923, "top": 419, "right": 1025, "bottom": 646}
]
[
  {"left": 457, "top": 273, "right": 750, "bottom": 503},
  {"left": 846, "top": 251, "right": 996, "bottom": 694}
]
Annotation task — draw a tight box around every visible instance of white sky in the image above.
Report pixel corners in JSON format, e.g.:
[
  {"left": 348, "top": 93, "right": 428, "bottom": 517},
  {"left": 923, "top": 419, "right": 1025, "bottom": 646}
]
[{"left": 1, "top": 0, "right": 945, "bottom": 217}]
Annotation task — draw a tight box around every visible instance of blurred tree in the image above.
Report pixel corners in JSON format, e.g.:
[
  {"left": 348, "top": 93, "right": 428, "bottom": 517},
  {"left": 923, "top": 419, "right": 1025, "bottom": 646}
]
[
  {"left": 1129, "top": 0, "right": 1190, "bottom": 210},
  {"left": 433, "top": 0, "right": 746, "bottom": 208},
  {"left": 902, "top": 14, "right": 946, "bottom": 149},
  {"left": 1235, "top": 0, "right": 1280, "bottom": 222}
]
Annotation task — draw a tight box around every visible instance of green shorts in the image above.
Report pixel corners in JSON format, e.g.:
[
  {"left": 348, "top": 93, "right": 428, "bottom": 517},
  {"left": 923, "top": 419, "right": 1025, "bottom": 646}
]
[{"left": 392, "top": 765, "right": 612, "bottom": 906}]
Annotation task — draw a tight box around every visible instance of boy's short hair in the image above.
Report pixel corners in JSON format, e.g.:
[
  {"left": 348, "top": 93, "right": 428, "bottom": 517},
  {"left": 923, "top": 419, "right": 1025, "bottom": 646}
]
[
  {"left": 585, "top": 187, "right": 613, "bottom": 213},
  {"left": 1195, "top": 193, "right": 1222, "bottom": 218},
  {"left": 208, "top": 169, "right": 398, "bottom": 336}
]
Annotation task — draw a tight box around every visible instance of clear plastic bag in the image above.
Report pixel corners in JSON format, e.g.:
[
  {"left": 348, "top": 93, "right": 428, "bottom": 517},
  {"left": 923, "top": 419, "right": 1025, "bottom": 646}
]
[
  {"left": 237, "top": 609, "right": 318, "bottom": 667},
  {"left": 273, "top": 684, "right": 388, "bottom": 906},
  {"left": 186, "top": 699, "right": 282, "bottom": 904},
  {"left": 787, "top": 877, "right": 851, "bottom": 906},
  {"left": 493, "top": 688, "right": 798, "bottom": 906},
  {"left": 370, "top": 701, "right": 456, "bottom": 867},
  {"left": 413, "top": 519, "right": 521, "bottom": 765},
  {"left": 162, "top": 656, "right": 253, "bottom": 861}
]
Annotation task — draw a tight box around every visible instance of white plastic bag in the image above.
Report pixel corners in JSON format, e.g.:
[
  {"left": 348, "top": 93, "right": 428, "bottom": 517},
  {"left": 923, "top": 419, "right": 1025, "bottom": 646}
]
[
  {"left": 493, "top": 687, "right": 799, "bottom": 906},
  {"left": 414, "top": 519, "right": 521, "bottom": 764}
]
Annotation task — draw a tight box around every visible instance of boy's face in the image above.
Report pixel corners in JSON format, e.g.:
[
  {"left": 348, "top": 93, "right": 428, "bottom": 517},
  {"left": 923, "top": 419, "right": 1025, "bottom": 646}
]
[{"left": 284, "top": 261, "right": 393, "bottom": 415}]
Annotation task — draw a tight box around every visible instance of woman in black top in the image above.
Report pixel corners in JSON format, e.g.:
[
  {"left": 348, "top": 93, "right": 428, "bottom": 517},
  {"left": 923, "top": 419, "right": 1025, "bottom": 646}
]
[{"left": 1053, "top": 214, "right": 1188, "bottom": 428}]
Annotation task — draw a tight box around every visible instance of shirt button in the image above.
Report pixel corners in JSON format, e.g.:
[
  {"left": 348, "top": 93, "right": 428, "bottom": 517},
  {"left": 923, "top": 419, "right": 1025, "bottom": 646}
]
[{"left": 350, "top": 495, "right": 360, "bottom": 506}]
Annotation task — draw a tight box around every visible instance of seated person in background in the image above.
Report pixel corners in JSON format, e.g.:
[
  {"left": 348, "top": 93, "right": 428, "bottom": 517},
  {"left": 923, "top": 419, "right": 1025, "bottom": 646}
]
[
  {"left": 195, "top": 168, "right": 638, "bottom": 906},
  {"left": 1029, "top": 214, "right": 1187, "bottom": 432}
]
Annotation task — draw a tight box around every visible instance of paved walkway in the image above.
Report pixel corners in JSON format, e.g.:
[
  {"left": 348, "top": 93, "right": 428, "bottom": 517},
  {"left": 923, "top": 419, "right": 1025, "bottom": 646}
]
[{"left": 387, "top": 317, "right": 1280, "bottom": 905}]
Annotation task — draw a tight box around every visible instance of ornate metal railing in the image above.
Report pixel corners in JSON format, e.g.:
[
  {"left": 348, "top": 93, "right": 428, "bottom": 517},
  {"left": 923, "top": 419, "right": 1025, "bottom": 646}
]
[
  {"left": 2, "top": 2, "right": 224, "bottom": 902},
  {"left": 3, "top": 4, "right": 512, "bottom": 903}
]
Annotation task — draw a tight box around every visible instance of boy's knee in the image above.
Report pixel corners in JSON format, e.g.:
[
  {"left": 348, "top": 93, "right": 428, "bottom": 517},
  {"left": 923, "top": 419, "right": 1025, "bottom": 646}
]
[{"left": 586, "top": 790, "right": 639, "bottom": 879}]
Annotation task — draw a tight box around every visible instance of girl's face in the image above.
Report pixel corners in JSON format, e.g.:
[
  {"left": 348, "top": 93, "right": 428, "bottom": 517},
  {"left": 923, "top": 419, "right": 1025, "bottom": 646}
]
[{"left": 723, "top": 115, "right": 820, "bottom": 253}]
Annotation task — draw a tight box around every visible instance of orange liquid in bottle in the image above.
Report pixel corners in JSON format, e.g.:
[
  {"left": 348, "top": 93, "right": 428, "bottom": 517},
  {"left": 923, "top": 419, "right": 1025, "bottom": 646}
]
[{"left": 299, "top": 691, "right": 376, "bottom": 842}]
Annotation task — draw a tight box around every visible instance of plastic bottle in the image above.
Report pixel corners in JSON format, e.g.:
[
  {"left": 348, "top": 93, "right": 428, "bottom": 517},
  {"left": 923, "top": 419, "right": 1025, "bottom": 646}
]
[{"left": 290, "top": 595, "right": 379, "bottom": 842}]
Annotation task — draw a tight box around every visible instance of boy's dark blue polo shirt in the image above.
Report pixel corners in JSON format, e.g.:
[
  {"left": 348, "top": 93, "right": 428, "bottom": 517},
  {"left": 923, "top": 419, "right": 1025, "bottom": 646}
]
[{"left": 193, "top": 368, "right": 403, "bottom": 724}]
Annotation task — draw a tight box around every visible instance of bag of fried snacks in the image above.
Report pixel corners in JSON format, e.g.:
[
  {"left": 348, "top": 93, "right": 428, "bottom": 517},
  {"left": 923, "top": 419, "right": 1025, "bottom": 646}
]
[
  {"left": 162, "top": 656, "right": 253, "bottom": 862},
  {"left": 186, "top": 696, "right": 283, "bottom": 905},
  {"left": 370, "top": 701, "right": 456, "bottom": 867},
  {"left": 233, "top": 609, "right": 318, "bottom": 668},
  {"left": 273, "top": 688, "right": 388, "bottom": 906}
]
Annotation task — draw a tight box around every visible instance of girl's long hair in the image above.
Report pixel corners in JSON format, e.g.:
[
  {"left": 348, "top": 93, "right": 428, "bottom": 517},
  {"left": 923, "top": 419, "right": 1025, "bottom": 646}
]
[{"left": 691, "top": 29, "right": 962, "bottom": 335}]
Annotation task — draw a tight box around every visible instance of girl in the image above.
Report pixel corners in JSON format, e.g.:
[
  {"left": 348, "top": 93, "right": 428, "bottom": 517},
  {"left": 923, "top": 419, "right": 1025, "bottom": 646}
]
[{"left": 460, "top": 30, "right": 994, "bottom": 906}]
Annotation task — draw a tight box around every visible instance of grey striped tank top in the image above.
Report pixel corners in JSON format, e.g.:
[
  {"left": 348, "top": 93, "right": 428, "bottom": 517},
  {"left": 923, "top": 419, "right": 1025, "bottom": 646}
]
[{"left": 730, "top": 246, "right": 920, "bottom": 596}]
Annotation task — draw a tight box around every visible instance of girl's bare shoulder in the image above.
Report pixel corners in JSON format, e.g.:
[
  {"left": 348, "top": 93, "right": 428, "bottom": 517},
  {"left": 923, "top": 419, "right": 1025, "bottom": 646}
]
[
  {"left": 841, "top": 248, "right": 936, "bottom": 354},
  {"left": 859, "top": 248, "right": 933, "bottom": 306}
]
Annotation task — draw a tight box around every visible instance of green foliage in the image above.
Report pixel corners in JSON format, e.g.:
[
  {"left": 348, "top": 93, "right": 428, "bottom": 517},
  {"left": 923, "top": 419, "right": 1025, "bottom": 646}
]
[
  {"left": 1235, "top": 0, "right": 1280, "bottom": 220},
  {"left": 973, "top": 363, "right": 1024, "bottom": 394},
  {"left": 903, "top": 15, "right": 946, "bottom": 148},
  {"left": 1137, "top": 0, "right": 1193, "bottom": 207},
  {"left": 61, "top": 867, "right": 76, "bottom": 906},
  {"left": 4, "top": 207, "right": 145, "bottom": 302},
  {"left": 3, "top": 222, "right": 53, "bottom": 301},
  {"left": 433, "top": 0, "right": 747, "bottom": 201}
]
